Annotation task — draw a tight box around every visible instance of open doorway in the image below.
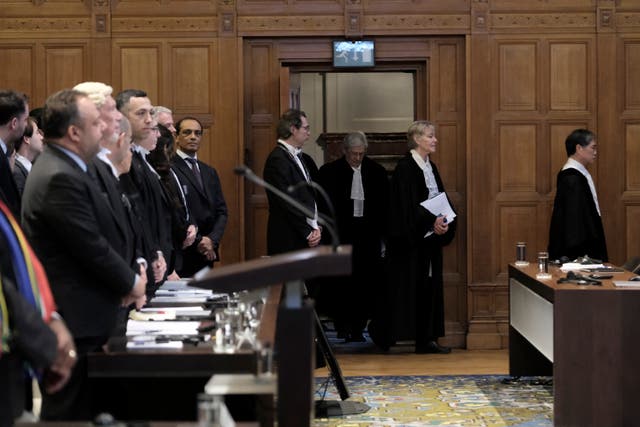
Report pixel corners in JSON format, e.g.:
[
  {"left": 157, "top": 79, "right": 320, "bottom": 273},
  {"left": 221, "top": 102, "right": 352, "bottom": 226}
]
[
  {"left": 289, "top": 71, "right": 415, "bottom": 168},
  {"left": 243, "top": 36, "right": 466, "bottom": 347}
]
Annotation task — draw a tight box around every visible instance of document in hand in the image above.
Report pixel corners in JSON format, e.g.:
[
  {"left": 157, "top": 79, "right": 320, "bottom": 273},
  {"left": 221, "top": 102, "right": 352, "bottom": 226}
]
[
  {"left": 420, "top": 192, "right": 457, "bottom": 222},
  {"left": 420, "top": 193, "right": 456, "bottom": 238}
]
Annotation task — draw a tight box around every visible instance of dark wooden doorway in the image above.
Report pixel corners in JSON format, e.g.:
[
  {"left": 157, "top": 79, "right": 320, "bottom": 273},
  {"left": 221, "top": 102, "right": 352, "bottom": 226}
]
[{"left": 243, "top": 36, "right": 468, "bottom": 347}]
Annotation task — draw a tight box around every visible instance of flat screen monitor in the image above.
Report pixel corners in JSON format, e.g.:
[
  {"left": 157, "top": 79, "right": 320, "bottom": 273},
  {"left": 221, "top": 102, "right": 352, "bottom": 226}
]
[{"left": 333, "top": 40, "right": 375, "bottom": 68}]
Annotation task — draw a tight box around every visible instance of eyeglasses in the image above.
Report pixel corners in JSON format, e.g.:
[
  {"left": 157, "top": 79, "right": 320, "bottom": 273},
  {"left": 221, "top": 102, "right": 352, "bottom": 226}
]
[{"left": 180, "top": 129, "right": 203, "bottom": 137}]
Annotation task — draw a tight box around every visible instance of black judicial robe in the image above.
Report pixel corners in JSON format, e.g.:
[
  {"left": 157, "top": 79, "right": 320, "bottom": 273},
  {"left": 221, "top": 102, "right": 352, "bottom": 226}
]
[
  {"left": 263, "top": 145, "right": 319, "bottom": 255},
  {"left": 548, "top": 167, "right": 608, "bottom": 262},
  {"left": 317, "top": 155, "right": 389, "bottom": 326},
  {"left": 372, "top": 153, "right": 456, "bottom": 346}
]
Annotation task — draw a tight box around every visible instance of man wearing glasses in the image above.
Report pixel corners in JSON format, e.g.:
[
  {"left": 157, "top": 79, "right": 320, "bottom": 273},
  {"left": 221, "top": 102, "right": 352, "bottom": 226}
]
[
  {"left": 263, "top": 109, "right": 321, "bottom": 255},
  {"left": 171, "top": 117, "right": 228, "bottom": 276}
]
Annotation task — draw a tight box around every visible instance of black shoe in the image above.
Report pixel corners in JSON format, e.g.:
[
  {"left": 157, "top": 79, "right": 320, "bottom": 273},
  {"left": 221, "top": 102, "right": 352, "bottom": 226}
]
[{"left": 415, "top": 341, "right": 451, "bottom": 354}]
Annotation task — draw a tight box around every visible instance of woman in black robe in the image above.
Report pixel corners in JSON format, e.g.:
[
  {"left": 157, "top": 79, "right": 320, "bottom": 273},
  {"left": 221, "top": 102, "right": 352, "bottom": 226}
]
[{"left": 370, "top": 120, "right": 456, "bottom": 353}]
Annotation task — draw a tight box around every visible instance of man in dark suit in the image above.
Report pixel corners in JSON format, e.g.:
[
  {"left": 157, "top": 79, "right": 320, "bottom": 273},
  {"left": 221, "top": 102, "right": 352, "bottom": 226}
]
[
  {"left": 171, "top": 116, "right": 228, "bottom": 276},
  {"left": 263, "top": 109, "right": 321, "bottom": 255},
  {"left": 0, "top": 90, "right": 29, "bottom": 218},
  {"left": 21, "top": 89, "right": 146, "bottom": 420},
  {"left": 317, "top": 132, "right": 389, "bottom": 342},
  {"left": 13, "top": 116, "right": 44, "bottom": 196},
  {"left": 116, "top": 89, "right": 170, "bottom": 287}
]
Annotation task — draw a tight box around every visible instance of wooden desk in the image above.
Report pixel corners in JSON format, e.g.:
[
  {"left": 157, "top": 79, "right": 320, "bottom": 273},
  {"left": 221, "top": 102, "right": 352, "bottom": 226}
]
[
  {"left": 509, "top": 264, "right": 640, "bottom": 427},
  {"left": 87, "top": 285, "right": 281, "bottom": 421}
]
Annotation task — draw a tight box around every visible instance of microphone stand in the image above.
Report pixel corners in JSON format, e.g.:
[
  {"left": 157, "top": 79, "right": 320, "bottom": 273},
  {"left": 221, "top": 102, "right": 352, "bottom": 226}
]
[{"left": 234, "top": 165, "right": 341, "bottom": 252}]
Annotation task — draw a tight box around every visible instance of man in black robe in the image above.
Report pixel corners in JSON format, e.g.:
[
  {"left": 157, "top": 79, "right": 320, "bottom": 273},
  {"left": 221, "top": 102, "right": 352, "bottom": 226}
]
[
  {"left": 548, "top": 129, "right": 608, "bottom": 262},
  {"left": 318, "top": 132, "right": 389, "bottom": 342}
]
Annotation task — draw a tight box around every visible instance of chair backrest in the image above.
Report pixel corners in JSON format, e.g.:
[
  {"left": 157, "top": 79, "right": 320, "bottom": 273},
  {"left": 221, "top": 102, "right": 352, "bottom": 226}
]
[{"left": 622, "top": 256, "right": 640, "bottom": 273}]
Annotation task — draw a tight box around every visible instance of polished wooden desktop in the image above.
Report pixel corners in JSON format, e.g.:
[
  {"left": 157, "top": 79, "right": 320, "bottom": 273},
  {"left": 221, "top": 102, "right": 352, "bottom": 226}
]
[
  {"left": 87, "top": 285, "right": 281, "bottom": 422},
  {"left": 509, "top": 263, "right": 640, "bottom": 427}
]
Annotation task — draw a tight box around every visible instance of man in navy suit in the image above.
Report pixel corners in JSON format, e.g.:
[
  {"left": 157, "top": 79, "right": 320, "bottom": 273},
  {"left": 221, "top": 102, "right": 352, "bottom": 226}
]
[
  {"left": 21, "top": 89, "right": 146, "bottom": 420},
  {"left": 263, "top": 109, "right": 321, "bottom": 255},
  {"left": 171, "top": 116, "right": 228, "bottom": 277},
  {"left": 0, "top": 90, "right": 29, "bottom": 218}
]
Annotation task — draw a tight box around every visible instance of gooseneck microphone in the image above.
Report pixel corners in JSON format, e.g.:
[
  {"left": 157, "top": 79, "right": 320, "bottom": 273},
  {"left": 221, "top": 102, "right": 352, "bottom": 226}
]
[
  {"left": 286, "top": 180, "right": 337, "bottom": 231},
  {"left": 234, "top": 165, "right": 340, "bottom": 252}
]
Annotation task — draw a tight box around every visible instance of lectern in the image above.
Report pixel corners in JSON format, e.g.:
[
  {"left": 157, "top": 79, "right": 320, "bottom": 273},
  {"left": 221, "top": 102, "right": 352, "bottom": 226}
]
[{"left": 191, "top": 244, "right": 353, "bottom": 427}]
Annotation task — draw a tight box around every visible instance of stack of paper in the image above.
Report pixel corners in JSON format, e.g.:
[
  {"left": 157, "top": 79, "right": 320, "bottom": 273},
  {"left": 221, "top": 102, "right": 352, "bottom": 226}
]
[{"left": 126, "top": 320, "right": 200, "bottom": 336}]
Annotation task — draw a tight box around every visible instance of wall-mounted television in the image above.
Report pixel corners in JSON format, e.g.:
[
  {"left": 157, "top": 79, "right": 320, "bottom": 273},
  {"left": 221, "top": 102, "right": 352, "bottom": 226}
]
[{"left": 333, "top": 40, "right": 375, "bottom": 68}]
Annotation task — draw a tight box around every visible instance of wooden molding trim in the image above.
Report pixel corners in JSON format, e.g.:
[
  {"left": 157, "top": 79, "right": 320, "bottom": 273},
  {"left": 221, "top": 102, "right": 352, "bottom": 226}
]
[
  {"left": 617, "top": 12, "right": 640, "bottom": 29},
  {"left": 0, "top": 17, "right": 91, "bottom": 35},
  {"left": 364, "top": 14, "right": 470, "bottom": 33},
  {"left": 111, "top": 16, "right": 217, "bottom": 34},
  {"left": 237, "top": 15, "right": 343, "bottom": 34},
  {"left": 490, "top": 13, "right": 596, "bottom": 31}
]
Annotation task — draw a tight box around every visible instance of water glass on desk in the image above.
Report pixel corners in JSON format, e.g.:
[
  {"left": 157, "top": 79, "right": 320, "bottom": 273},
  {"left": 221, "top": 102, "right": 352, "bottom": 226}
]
[
  {"left": 515, "top": 242, "right": 529, "bottom": 266},
  {"left": 536, "top": 251, "right": 551, "bottom": 279}
]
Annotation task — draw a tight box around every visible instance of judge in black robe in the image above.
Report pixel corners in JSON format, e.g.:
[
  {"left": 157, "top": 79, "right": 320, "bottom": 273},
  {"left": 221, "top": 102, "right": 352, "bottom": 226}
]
[
  {"left": 317, "top": 132, "right": 389, "bottom": 341},
  {"left": 371, "top": 121, "right": 456, "bottom": 354},
  {"left": 548, "top": 129, "right": 608, "bottom": 262}
]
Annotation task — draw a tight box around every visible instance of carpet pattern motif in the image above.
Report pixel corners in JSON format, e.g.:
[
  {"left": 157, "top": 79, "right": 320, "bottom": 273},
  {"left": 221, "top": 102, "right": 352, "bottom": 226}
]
[{"left": 314, "top": 375, "right": 553, "bottom": 426}]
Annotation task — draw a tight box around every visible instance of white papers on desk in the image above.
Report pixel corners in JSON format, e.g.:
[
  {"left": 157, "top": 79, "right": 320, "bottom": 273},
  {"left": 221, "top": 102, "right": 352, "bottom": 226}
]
[
  {"left": 560, "top": 263, "right": 605, "bottom": 272},
  {"left": 150, "top": 295, "right": 209, "bottom": 304},
  {"left": 613, "top": 281, "right": 640, "bottom": 288},
  {"left": 126, "top": 340, "right": 184, "bottom": 350},
  {"left": 140, "top": 306, "right": 210, "bottom": 318},
  {"left": 155, "top": 289, "right": 213, "bottom": 296},
  {"left": 126, "top": 320, "right": 200, "bottom": 336},
  {"left": 420, "top": 192, "right": 456, "bottom": 237}
]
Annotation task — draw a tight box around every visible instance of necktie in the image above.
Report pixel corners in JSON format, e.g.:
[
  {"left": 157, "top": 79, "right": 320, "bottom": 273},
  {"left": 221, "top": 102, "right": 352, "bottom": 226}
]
[
  {"left": 185, "top": 157, "right": 204, "bottom": 191},
  {"left": 350, "top": 168, "right": 364, "bottom": 217}
]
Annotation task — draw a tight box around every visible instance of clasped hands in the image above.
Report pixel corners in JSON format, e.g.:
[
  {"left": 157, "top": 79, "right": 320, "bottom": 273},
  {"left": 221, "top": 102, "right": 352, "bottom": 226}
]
[{"left": 433, "top": 216, "right": 449, "bottom": 235}]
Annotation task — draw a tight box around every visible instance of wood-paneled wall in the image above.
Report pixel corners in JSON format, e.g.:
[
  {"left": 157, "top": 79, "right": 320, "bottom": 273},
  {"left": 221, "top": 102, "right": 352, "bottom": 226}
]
[{"left": 4, "top": 0, "right": 640, "bottom": 349}]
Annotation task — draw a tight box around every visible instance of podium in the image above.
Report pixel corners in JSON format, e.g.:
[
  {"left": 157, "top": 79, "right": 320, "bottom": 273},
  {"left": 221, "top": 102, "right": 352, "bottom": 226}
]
[{"left": 191, "top": 245, "right": 353, "bottom": 427}]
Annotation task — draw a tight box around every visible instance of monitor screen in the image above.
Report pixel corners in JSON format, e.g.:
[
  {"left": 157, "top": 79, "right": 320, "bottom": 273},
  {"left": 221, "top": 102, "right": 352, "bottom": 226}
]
[{"left": 333, "top": 40, "right": 375, "bottom": 68}]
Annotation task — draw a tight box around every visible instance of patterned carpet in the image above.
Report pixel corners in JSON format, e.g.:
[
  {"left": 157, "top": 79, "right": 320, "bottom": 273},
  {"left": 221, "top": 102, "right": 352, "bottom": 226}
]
[{"left": 313, "top": 375, "right": 553, "bottom": 426}]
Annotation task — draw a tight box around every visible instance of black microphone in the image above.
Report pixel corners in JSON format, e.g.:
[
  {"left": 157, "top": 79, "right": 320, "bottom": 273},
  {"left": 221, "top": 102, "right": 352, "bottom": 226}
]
[
  {"left": 287, "top": 180, "right": 338, "bottom": 234},
  {"left": 234, "top": 165, "right": 341, "bottom": 252}
]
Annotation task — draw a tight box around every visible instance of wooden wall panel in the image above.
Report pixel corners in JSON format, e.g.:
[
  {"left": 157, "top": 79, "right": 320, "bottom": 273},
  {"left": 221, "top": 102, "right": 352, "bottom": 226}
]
[
  {"left": 498, "top": 206, "right": 539, "bottom": 272},
  {"left": 498, "top": 124, "right": 537, "bottom": 192},
  {"left": 115, "top": 44, "right": 161, "bottom": 103},
  {"left": 625, "top": 123, "right": 640, "bottom": 191},
  {"left": 171, "top": 45, "right": 213, "bottom": 115},
  {"left": 626, "top": 206, "right": 640, "bottom": 260},
  {"left": 436, "top": 123, "right": 459, "bottom": 192},
  {"left": 624, "top": 40, "right": 640, "bottom": 111},
  {"left": 498, "top": 43, "right": 537, "bottom": 111},
  {"left": 437, "top": 43, "right": 459, "bottom": 113},
  {"left": 0, "top": 46, "right": 34, "bottom": 99},
  {"left": 44, "top": 45, "right": 87, "bottom": 97},
  {"left": 549, "top": 41, "right": 589, "bottom": 111}
]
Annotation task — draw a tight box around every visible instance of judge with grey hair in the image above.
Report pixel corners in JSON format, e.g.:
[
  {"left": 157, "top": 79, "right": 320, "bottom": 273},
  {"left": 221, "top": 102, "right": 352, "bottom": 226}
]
[{"left": 317, "top": 131, "right": 389, "bottom": 342}]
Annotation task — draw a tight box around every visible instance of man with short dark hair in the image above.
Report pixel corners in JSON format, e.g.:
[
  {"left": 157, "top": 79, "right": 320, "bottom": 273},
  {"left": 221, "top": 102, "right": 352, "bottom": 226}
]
[
  {"left": 117, "top": 89, "right": 171, "bottom": 288},
  {"left": 548, "top": 129, "right": 608, "bottom": 262},
  {"left": 171, "top": 116, "right": 228, "bottom": 276},
  {"left": 22, "top": 89, "right": 146, "bottom": 420},
  {"left": 13, "top": 116, "right": 44, "bottom": 196},
  {"left": 0, "top": 90, "right": 29, "bottom": 217},
  {"left": 263, "top": 109, "right": 321, "bottom": 254}
]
